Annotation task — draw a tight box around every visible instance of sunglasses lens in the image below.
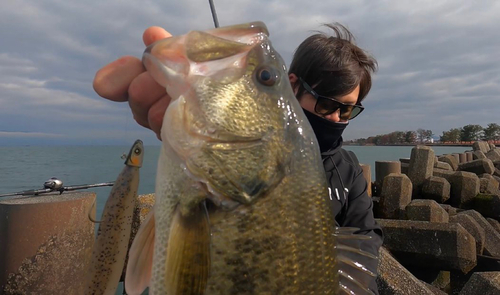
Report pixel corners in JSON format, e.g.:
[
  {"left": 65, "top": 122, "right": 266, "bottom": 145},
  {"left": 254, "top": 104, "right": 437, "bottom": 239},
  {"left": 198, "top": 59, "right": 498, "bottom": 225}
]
[
  {"left": 315, "top": 97, "right": 341, "bottom": 115},
  {"left": 316, "top": 97, "right": 364, "bottom": 120},
  {"left": 347, "top": 106, "right": 363, "bottom": 120}
]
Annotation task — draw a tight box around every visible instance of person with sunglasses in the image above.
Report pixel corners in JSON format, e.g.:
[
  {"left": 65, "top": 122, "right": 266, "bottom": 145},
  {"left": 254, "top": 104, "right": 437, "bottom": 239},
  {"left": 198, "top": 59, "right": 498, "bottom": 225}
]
[
  {"left": 288, "top": 24, "right": 383, "bottom": 294},
  {"left": 93, "top": 22, "right": 383, "bottom": 293}
]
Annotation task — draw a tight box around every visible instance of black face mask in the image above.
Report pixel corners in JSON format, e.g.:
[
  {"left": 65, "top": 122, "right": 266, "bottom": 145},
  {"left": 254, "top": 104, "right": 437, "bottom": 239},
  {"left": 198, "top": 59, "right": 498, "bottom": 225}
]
[{"left": 303, "top": 109, "right": 348, "bottom": 153}]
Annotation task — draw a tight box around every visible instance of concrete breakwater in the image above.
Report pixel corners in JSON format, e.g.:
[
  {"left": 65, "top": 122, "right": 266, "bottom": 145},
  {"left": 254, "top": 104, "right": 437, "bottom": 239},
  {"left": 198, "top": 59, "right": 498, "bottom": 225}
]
[
  {"left": 1, "top": 141, "right": 500, "bottom": 294},
  {"left": 372, "top": 141, "right": 500, "bottom": 294}
]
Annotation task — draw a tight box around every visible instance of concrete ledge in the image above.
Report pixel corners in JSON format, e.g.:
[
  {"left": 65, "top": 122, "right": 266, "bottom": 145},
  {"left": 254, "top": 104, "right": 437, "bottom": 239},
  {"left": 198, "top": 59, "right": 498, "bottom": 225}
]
[
  {"left": 459, "top": 272, "right": 500, "bottom": 295},
  {"left": 377, "top": 247, "right": 435, "bottom": 295},
  {"left": 0, "top": 192, "right": 95, "bottom": 294},
  {"left": 376, "top": 219, "right": 477, "bottom": 273},
  {"left": 459, "top": 210, "right": 500, "bottom": 257}
]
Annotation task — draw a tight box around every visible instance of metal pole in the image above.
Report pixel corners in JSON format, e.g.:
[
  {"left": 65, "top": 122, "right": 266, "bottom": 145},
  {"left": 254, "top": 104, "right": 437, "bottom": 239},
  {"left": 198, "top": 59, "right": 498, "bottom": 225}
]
[{"left": 208, "top": 0, "right": 220, "bottom": 28}]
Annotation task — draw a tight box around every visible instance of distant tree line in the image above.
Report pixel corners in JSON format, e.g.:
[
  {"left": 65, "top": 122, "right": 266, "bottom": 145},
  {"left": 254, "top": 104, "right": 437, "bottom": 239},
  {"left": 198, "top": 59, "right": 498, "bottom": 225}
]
[
  {"left": 440, "top": 123, "right": 500, "bottom": 142},
  {"left": 353, "top": 129, "right": 432, "bottom": 145},
  {"left": 351, "top": 123, "right": 500, "bottom": 145}
]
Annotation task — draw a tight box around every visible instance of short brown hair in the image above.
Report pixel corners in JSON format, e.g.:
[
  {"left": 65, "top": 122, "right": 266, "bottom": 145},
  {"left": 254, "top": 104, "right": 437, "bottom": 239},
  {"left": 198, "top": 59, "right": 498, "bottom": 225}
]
[{"left": 289, "top": 23, "right": 377, "bottom": 103}]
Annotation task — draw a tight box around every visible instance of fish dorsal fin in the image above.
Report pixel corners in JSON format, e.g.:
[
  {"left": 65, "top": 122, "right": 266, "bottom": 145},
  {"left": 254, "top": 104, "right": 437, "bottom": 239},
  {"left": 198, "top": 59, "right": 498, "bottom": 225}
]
[
  {"left": 165, "top": 203, "right": 211, "bottom": 295},
  {"left": 125, "top": 210, "right": 155, "bottom": 295},
  {"left": 335, "top": 227, "right": 377, "bottom": 295}
]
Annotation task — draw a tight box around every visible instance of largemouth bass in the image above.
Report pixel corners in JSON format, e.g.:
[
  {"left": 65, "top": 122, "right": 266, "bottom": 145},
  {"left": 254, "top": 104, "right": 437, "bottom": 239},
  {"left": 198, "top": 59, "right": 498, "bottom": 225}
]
[
  {"left": 126, "top": 22, "right": 376, "bottom": 295},
  {"left": 86, "top": 139, "right": 144, "bottom": 295}
]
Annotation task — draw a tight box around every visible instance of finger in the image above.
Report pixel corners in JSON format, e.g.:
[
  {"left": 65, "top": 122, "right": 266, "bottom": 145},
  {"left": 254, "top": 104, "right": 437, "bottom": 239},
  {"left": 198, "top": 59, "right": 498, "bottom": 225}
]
[
  {"left": 128, "top": 72, "right": 167, "bottom": 129},
  {"left": 93, "top": 56, "right": 144, "bottom": 102},
  {"left": 148, "top": 95, "right": 171, "bottom": 140},
  {"left": 143, "top": 26, "right": 172, "bottom": 46}
]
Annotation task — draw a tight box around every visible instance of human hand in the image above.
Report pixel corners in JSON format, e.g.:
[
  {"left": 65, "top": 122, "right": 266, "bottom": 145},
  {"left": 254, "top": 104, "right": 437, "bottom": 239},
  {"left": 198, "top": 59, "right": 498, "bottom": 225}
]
[{"left": 93, "top": 27, "right": 172, "bottom": 140}]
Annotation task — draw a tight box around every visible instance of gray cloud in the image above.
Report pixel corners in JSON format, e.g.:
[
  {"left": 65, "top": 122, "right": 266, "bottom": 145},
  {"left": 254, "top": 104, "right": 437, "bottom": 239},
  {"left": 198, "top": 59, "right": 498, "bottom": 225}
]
[{"left": 1, "top": 0, "right": 499, "bottom": 145}]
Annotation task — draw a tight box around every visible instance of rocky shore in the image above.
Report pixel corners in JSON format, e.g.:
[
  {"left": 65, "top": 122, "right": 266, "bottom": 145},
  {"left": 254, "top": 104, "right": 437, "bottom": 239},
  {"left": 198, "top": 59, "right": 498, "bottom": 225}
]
[{"left": 373, "top": 141, "right": 500, "bottom": 294}]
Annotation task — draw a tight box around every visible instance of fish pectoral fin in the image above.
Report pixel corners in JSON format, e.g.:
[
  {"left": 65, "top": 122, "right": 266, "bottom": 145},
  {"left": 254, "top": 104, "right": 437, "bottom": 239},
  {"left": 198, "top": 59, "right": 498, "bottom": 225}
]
[
  {"left": 335, "top": 227, "right": 377, "bottom": 295},
  {"left": 87, "top": 198, "right": 101, "bottom": 223},
  {"left": 125, "top": 210, "right": 155, "bottom": 295},
  {"left": 165, "top": 203, "right": 211, "bottom": 295}
]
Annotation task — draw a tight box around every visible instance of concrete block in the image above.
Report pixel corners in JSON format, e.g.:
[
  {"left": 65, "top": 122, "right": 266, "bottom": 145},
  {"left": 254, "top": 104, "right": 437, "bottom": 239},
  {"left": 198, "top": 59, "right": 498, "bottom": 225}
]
[
  {"left": 459, "top": 272, "right": 500, "bottom": 295},
  {"left": 473, "top": 150, "right": 487, "bottom": 160},
  {"left": 406, "top": 199, "right": 449, "bottom": 223},
  {"left": 422, "top": 176, "right": 451, "bottom": 203},
  {"left": 409, "top": 146, "right": 436, "bottom": 197},
  {"left": 490, "top": 143, "right": 497, "bottom": 149},
  {"left": 466, "top": 152, "right": 474, "bottom": 162},
  {"left": 400, "top": 158, "right": 410, "bottom": 164},
  {"left": 379, "top": 173, "right": 413, "bottom": 219},
  {"left": 438, "top": 155, "right": 459, "bottom": 171},
  {"left": 401, "top": 162, "right": 409, "bottom": 175},
  {"left": 449, "top": 214, "right": 485, "bottom": 255},
  {"left": 0, "top": 192, "right": 95, "bottom": 294},
  {"left": 440, "top": 204, "right": 458, "bottom": 216},
  {"left": 434, "top": 168, "right": 480, "bottom": 208},
  {"left": 434, "top": 161, "right": 452, "bottom": 171},
  {"left": 404, "top": 266, "right": 450, "bottom": 291},
  {"left": 431, "top": 271, "right": 451, "bottom": 291},
  {"left": 422, "top": 281, "right": 447, "bottom": 295},
  {"left": 433, "top": 170, "right": 480, "bottom": 208},
  {"left": 451, "top": 271, "right": 473, "bottom": 295},
  {"left": 458, "top": 153, "right": 467, "bottom": 163},
  {"left": 458, "top": 158, "right": 495, "bottom": 175},
  {"left": 473, "top": 194, "right": 500, "bottom": 220},
  {"left": 452, "top": 154, "right": 460, "bottom": 163},
  {"left": 376, "top": 161, "right": 401, "bottom": 188},
  {"left": 487, "top": 218, "right": 500, "bottom": 235},
  {"left": 376, "top": 219, "right": 477, "bottom": 273},
  {"left": 480, "top": 177, "right": 500, "bottom": 195},
  {"left": 494, "top": 175, "right": 500, "bottom": 187},
  {"left": 376, "top": 247, "right": 435, "bottom": 295},
  {"left": 480, "top": 174, "right": 500, "bottom": 190},
  {"left": 485, "top": 149, "right": 500, "bottom": 162},
  {"left": 473, "top": 141, "right": 491, "bottom": 154},
  {"left": 459, "top": 210, "right": 500, "bottom": 257}
]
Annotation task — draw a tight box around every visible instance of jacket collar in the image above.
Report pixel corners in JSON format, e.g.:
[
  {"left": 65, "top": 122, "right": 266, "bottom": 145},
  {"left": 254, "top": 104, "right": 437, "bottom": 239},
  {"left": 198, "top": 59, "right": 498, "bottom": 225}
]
[{"left": 321, "top": 136, "right": 343, "bottom": 157}]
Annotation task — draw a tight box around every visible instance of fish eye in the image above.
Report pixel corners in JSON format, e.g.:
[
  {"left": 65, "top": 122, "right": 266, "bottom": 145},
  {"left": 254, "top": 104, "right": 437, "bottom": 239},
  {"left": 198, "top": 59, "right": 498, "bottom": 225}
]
[
  {"left": 134, "top": 148, "right": 141, "bottom": 155},
  {"left": 255, "top": 66, "right": 278, "bottom": 86}
]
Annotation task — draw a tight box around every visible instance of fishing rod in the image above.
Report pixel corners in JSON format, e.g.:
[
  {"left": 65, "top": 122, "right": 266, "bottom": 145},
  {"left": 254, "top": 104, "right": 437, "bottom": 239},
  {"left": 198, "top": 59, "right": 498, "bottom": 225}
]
[
  {"left": 208, "top": 0, "right": 219, "bottom": 28},
  {"left": 0, "top": 177, "right": 114, "bottom": 198}
]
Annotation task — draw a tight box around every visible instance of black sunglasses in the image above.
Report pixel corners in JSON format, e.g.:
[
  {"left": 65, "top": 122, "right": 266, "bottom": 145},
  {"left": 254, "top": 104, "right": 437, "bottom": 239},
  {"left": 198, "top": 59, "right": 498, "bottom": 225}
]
[{"left": 299, "top": 77, "right": 364, "bottom": 120}]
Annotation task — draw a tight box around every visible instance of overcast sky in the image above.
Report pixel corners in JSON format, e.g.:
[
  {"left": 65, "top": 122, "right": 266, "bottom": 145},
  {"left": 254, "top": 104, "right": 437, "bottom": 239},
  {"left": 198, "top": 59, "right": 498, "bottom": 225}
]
[{"left": 1, "top": 0, "right": 499, "bottom": 146}]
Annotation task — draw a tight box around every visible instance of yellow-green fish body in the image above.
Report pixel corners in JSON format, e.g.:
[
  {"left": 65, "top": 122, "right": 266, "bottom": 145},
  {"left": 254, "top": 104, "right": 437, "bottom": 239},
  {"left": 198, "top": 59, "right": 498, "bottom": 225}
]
[
  {"left": 126, "top": 22, "right": 375, "bottom": 295},
  {"left": 86, "top": 139, "right": 144, "bottom": 295}
]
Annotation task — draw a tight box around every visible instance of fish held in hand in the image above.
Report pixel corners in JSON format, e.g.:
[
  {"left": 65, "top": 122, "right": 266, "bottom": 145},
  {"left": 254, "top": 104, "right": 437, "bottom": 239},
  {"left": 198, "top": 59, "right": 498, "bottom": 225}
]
[
  {"left": 86, "top": 139, "right": 144, "bottom": 295},
  {"left": 126, "top": 22, "right": 376, "bottom": 295}
]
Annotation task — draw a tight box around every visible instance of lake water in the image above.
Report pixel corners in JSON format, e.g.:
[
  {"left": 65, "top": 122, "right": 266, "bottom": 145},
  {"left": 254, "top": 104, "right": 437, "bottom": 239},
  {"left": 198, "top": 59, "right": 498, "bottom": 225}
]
[{"left": 0, "top": 144, "right": 471, "bottom": 219}]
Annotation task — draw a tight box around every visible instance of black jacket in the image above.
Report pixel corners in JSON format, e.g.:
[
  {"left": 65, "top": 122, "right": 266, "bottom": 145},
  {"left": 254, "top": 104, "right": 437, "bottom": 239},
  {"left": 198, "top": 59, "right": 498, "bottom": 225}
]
[{"left": 322, "top": 139, "right": 383, "bottom": 294}]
